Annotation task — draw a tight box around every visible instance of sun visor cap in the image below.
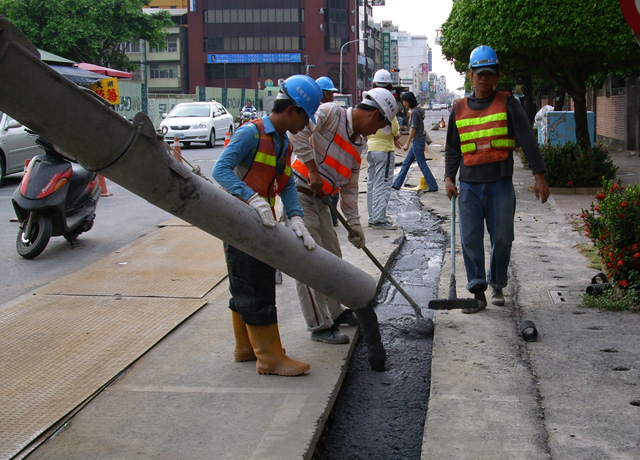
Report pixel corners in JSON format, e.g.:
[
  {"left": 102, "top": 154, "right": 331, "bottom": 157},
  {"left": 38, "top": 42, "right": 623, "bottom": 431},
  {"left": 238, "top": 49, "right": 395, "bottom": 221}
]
[{"left": 473, "top": 66, "right": 497, "bottom": 75}]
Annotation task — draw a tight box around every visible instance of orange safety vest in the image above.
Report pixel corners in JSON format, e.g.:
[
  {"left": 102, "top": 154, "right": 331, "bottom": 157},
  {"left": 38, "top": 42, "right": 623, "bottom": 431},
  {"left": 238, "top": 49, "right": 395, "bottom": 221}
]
[
  {"left": 291, "top": 110, "right": 362, "bottom": 197},
  {"left": 232, "top": 119, "right": 292, "bottom": 211},
  {"left": 454, "top": 91, "right": 516, "bottom": 166}
]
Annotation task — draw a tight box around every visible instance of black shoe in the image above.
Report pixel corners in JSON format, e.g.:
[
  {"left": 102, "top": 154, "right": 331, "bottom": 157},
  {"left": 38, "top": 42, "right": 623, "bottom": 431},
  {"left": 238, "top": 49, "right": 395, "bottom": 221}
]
[
  {"left": 334, "top": 309, "right": 360, "bottom": 326},
  {"left": 491, "top": 288, "right": 505, "bottom": 306},
  {"left": 463, "top": 286, "right": 487, "bottom": 314},
  {"left": 311, "top": 325, "right": 350, "bottom": 344}
]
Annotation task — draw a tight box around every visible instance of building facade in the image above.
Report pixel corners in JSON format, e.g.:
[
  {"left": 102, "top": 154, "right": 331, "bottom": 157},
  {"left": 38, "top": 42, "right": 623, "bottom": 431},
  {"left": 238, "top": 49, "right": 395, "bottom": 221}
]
[{"left": 185, "top": 0, "right": 362, "bottom": 98}]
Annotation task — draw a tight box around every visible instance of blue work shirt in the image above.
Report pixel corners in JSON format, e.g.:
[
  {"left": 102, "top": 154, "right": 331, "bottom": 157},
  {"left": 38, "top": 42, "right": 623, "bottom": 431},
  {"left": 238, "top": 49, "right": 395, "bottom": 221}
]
[{"left": 212, "top": 114, "right": 303, "bottom": 219}]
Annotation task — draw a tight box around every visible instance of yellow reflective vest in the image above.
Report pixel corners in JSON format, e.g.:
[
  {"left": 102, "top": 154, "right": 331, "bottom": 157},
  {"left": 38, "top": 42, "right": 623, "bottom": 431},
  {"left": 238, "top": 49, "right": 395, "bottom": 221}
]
[
  {"left": 233, "top": 119, "right": 292, "bottom": 210},
  {"left": 454, "top": 91, "right": 516, "bottom": 166}
]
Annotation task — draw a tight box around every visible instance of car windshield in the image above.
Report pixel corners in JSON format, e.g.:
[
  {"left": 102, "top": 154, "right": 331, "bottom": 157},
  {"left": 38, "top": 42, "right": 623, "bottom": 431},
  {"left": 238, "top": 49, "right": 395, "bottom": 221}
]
[{"left": 169, "top": 104, "right": 211, "bottom": 118}]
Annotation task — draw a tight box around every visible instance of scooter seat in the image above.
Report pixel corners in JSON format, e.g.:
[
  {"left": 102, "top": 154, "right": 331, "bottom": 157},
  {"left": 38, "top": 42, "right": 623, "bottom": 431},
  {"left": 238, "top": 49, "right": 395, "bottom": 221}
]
[{"left": 70, "top": 163, "right": 94, "bottom": 184}]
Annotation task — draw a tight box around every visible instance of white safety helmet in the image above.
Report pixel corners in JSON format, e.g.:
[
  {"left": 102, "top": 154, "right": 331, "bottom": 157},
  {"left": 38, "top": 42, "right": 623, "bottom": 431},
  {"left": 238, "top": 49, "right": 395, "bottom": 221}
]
[
  {"left": 372, "top": 69, "right": 393, "bottom": 86},
  {"left": 361, "top": 87, "right": 398, "bottom": 134}
]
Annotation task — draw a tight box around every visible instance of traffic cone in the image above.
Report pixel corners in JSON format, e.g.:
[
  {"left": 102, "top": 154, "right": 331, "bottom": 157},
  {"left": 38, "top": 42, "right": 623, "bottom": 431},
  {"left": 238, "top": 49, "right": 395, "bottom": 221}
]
[
  {"left": 223, "top": 131, "right": 231, "bottom": 148},
  {"left": 417, "top": 177, "right": 429, "bottom": 190},
  {"left": 98, "top": 175, "right": 112, "bottom": 197},
  {"left": 171, "top": 137, "right": 183, "bottom": 163},
  {"left": 439, "top": 116, "right": 446, "bottom": 128}
]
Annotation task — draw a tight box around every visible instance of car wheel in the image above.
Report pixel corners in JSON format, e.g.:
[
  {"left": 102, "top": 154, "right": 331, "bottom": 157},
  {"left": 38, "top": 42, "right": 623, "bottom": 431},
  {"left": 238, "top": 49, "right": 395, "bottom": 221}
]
[
  {"left": 205, "top": 128, "right": 215, "bottom": 148},
  {"left": 16, "top": 212, "right": 52, "bottom": 259},
  {"left": 0, "top": 153, "right": 6, "bottom": 186}
]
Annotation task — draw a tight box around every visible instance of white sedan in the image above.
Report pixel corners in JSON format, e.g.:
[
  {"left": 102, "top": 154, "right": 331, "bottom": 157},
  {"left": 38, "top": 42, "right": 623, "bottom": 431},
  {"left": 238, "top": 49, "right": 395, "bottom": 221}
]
[
  {"left": 158, "top": 101, "right": 234, "bottom": 148},
  {"left": 0, "top": 112, "right": 40, "bottom": 184}
]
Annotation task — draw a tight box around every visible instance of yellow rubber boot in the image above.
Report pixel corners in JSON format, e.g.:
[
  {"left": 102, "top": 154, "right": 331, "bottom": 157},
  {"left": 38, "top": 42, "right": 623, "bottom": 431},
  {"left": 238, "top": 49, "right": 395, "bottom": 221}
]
[
  {"left": 417, "top": 177, "right": 429, "bottom": 190},
  {"left": 246, "top": 323, "right": 310, "bottom": 376},
  {"left": 232, "top": 311, "right": 256, "bottom": 362}
]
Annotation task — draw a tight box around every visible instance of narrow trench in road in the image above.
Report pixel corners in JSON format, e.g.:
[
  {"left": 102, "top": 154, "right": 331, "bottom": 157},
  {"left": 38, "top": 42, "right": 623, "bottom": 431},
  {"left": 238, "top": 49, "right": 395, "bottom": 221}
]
[{"left": 314, "top": 191, "right": 445, "bottom": 460}]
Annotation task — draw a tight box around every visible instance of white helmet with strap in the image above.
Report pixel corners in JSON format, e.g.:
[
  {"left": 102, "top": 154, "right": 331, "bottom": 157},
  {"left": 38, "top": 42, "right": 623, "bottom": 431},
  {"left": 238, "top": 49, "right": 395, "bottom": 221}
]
[
  {"left": 372, "top": 69, "right": 393, "bottom": 85},
  {"left": 361, "top": 87, "right": 398, "bottom": 134}
]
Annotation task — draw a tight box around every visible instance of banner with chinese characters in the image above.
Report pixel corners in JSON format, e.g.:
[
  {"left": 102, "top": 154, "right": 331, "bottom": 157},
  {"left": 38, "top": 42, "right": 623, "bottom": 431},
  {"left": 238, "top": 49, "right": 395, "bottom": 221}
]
[{"left": 91, "top": 77, "right": 120, "bottom": 105}]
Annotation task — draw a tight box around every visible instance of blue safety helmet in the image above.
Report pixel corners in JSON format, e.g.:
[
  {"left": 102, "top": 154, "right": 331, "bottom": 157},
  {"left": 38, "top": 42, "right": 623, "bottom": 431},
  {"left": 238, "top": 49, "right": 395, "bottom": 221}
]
[
  {"left": 315, "top": 76, "right": 338, "bottom": 93},
  {"left": 277, "top": 74, "right": 323, "bottom": 123},
  {"left": 469, "top": 45, "right": 499, "bottom": 69}
]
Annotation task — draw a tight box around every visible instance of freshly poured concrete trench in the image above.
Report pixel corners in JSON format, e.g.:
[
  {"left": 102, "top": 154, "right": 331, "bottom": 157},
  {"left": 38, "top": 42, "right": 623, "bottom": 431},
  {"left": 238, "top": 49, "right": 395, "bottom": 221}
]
[{"left": 316, "top": 192, "right": 444, "bottom": 459}]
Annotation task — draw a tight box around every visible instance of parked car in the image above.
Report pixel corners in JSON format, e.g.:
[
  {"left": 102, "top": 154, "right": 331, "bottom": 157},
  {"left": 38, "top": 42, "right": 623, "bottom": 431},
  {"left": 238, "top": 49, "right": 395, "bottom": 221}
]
[
  {"left": 0, "top": 112, "right": 41, "bottom": 185},
  {"left": 157, "top": 101, "right": 234, "bottom": 148}
]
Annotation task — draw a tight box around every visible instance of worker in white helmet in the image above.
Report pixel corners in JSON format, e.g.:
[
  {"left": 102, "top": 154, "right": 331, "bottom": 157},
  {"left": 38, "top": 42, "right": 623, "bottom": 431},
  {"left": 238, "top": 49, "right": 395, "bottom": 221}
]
[{"left": 367, "top": 69, "right": 403, "bottom": 229}]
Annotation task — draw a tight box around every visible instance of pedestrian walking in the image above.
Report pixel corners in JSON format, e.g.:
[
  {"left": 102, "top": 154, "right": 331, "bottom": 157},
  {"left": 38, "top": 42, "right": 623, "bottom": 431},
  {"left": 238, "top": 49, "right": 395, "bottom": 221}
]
[
  {"left": 212, "top": 75, "right": 322, "bottom": 376},
  {"left": 367, "top": 69, "right": 403, "bottom": 230},
  {"left": 289, "top": 87, "right": 398, "bottom": 346},
  {"left": 444, "top": 45, "right": 550, "bottom": 313},
  {"left": 392, "top": 91, "right": 439, "bottom": 192}
]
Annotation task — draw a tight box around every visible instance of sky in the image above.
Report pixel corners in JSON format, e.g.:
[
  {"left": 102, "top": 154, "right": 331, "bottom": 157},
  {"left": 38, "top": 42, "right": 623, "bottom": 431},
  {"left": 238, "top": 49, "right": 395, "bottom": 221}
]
[{"left": 370, "top": 0, "right": 466, "bottom": 92}]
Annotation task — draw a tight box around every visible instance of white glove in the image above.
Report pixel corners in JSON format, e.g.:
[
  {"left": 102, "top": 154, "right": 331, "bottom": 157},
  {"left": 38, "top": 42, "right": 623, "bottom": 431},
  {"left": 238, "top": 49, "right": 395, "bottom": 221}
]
[
  {"left": 290, "top": 216, "right": 316, "bottom": 250},
  {"left": 247, "top": 193, "right": 276, "bottom": 227},
  {"left": 347, "top": 221, "right": 365, "bottom": 249}
]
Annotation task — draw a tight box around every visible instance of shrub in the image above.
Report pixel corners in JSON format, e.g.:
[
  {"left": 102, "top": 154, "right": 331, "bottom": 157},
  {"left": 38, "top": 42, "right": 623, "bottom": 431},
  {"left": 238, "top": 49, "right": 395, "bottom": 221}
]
[
  {"left": 582, "top": 284, "right": 640, "bottom": 312},
  {"left": 582, "top": 178, "right": 640, "bottom": 297},
  {"left": 534, "top": 142, "right": 618, "bottom": 187}
]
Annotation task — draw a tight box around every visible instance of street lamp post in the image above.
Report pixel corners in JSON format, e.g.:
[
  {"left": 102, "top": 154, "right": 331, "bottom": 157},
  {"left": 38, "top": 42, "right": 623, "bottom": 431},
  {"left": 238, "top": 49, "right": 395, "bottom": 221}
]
[{"left": 339, "top": 38, "right": 364, "bottom": 94}]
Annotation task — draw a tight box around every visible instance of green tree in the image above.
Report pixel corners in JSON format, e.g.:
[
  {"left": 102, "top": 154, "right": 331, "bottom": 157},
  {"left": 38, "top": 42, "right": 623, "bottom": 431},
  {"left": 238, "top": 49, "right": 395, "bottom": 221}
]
[
  {"left": 0, "top": 0, "right": 172, "bottom": 70},
  {"left": 441, "top": 0, "right": 640, "bottom": 149}
]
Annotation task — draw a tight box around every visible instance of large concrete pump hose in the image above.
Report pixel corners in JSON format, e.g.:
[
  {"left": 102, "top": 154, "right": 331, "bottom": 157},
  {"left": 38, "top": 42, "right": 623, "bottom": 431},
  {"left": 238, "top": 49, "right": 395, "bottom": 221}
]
[{"left": 0, "top": 17, "right": 376, "bottom": 310}]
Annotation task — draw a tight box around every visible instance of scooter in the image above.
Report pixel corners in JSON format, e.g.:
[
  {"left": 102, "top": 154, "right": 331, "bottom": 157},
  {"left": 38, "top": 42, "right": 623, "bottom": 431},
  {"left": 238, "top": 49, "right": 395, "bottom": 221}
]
[
  {"left": 12, "top": 135, "right": 101, "bottom": 259},
  {"left": 239, "top": 110, "right": 257, "bottom": 125}
]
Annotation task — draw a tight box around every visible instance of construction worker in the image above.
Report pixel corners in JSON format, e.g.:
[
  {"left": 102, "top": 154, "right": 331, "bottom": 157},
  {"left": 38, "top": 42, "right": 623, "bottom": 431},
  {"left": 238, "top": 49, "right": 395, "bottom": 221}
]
[
  {"left": 289, "top": 87, "right": 397, "bottom": 371},
  {"left": 316, "top": 76, "right": 338, "bottom": 103},
  {"left": 444, "top": 45, "right": 549, "bottom": 313},
  {"left": 212, "top": 75, "right": 322, "bottom": 376},
  {"left": 367, "top": 69, "right": 403, "bottom": 229},
  {"left": 315, "top": 76, "right": 342, "bottom": 227}
]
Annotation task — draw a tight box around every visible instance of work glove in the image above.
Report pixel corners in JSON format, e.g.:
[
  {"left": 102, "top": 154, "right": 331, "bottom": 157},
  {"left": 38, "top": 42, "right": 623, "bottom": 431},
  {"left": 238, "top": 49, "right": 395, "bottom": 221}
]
[
  {"left": 347, "top": 219, "right": 365, "bottom": 249},
  {"left": 247, "top": 193, "right": 276, "bottom": 227},
  {"left": 290, "top": 216, "right": 316, "bottom": 250}
]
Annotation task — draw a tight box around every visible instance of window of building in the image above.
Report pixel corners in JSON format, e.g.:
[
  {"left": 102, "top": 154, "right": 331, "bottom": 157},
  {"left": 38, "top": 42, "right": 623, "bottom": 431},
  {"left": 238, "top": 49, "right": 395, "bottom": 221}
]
[
  {"left": 125, "top": 42, "right": 141, "bottom": 53},
  {"left": 202, "top": 7, "right": 303, "bottom": 52},
  {"left": 150, "top": 36, "right": 178, "bottom": 53},
  {"left": 167, "top": 37, "right": 178, "bottom": 53},
  {"left": 204, "top": 8, "right": 301, "bottom": 23},
  {"left": 149, "top": 64, "right": 178, "bottom": 79}
]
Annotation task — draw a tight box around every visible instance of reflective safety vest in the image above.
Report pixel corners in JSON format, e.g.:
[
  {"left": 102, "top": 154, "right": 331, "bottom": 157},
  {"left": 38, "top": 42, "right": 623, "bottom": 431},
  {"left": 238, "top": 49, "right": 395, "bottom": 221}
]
[
  {"left": 291, "top": 108, "right": 363, "bottom": 196},
  {"left": 233, "top": 119, "right": 292, "bottom": 211},
  {"left": 454, "top": 91, "right": 516, "bottom": 166}
]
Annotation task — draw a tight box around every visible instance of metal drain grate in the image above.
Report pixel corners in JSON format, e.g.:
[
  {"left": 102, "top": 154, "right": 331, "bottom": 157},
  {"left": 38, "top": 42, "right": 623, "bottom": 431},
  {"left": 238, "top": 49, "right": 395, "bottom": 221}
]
[{"left": 548, "top": 290, "right": 584, "bottom": 305}]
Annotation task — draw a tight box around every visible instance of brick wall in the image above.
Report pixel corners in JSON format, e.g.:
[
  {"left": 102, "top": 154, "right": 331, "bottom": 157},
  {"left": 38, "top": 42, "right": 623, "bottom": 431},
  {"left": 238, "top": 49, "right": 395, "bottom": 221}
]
[{"left": 596, "top": 95, "right": 627, "bottom": 142}]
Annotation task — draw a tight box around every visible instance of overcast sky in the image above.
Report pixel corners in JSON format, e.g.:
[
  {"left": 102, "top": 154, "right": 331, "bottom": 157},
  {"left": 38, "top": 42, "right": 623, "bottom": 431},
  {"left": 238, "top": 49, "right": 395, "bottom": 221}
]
[{"left": 370, "top": 0, "right": 466, "bottom": 91}]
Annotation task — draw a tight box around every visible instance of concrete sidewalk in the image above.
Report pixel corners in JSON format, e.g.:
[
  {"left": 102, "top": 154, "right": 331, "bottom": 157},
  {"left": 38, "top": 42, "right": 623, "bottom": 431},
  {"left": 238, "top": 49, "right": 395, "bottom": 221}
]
[
  {"left": 8, "top": 128, "right": 640, "bottom": 459},
  {"left": 421, "top": 132, "right": 640, "bottom": 460},
  {"left": 19, "top": 170, "right": 400, "bottom": 460}
]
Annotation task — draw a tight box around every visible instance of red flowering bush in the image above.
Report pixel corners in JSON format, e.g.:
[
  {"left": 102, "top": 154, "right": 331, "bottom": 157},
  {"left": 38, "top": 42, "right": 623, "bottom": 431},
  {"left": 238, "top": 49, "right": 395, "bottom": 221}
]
[{"left": 582, "top": 179, "right": 640, "bottom": 293}]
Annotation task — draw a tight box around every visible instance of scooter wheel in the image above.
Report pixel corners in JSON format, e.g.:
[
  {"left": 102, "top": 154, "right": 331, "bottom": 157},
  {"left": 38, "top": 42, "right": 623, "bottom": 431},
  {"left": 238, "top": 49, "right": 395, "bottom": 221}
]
[{"left": 16, "top": 213, "right": 52, "bottom": 259}]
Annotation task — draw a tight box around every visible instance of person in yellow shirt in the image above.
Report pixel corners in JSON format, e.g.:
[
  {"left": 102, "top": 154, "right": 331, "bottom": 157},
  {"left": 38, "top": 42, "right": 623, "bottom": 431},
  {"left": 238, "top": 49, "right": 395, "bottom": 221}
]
[{"left": 367, "top": 69, "right": 403, "bottom": 229}]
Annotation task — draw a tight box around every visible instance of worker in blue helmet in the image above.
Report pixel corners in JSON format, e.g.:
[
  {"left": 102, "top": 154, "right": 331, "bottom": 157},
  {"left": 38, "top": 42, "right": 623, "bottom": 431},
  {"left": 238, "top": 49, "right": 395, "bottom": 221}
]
[
  {"left": 316, "top": 76, "right": 339, "bottom": 103},
  {"left": 444, "top": 45, "right": 550, "bottom": 313},
  {"left": 212, "top": 74, "right": 322, "bottom": 377}
]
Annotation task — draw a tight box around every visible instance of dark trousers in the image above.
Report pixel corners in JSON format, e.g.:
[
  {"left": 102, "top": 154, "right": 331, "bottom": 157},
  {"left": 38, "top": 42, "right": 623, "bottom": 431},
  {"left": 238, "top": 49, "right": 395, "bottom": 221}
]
[{"left": 224, "top": 243, "right": 277, "bottom": 325}]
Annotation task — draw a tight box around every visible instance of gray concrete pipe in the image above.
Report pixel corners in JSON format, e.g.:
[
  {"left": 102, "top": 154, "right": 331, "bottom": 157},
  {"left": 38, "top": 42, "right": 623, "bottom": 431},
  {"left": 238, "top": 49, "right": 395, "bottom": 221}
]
[{"left": 0, "top": 17, "right": 377, "bottom": 310}]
